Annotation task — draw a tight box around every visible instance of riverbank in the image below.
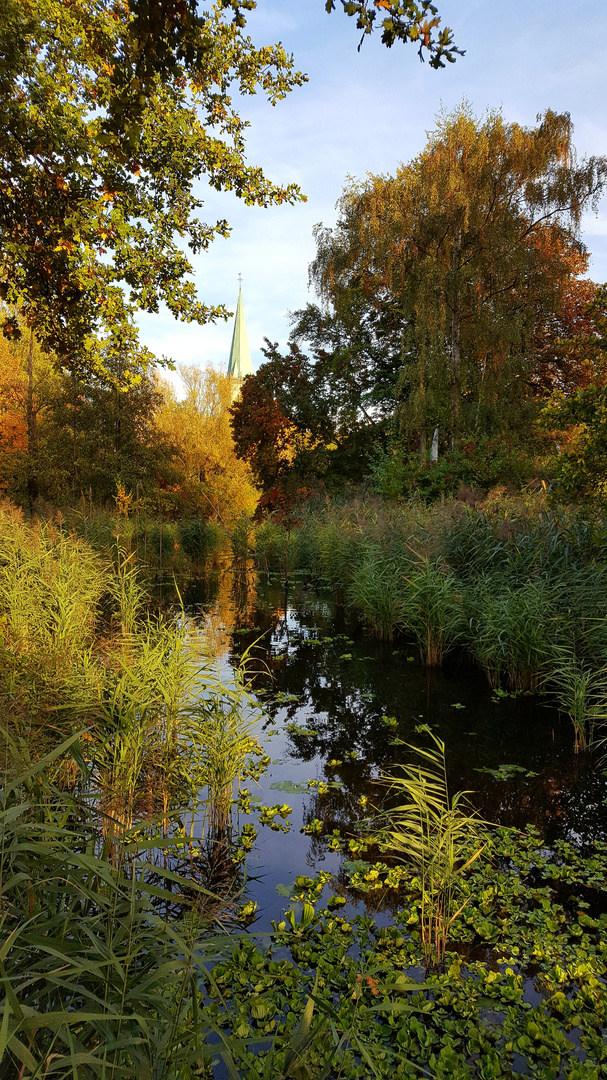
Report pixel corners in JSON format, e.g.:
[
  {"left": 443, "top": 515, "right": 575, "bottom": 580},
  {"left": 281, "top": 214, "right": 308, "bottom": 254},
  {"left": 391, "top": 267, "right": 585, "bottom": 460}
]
[{"left": 2, "top": 502, "right": 607, "bottom": 1078}]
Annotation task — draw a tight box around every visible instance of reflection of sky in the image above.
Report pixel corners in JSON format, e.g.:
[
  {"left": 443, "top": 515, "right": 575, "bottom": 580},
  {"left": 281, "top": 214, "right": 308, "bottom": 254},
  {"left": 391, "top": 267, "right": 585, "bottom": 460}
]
[
  {"left": 136, "top": 0, "right": 607, "bottom": 381},
  {"left": 189, "top": 576, "right": 607, "bottom": 932}
]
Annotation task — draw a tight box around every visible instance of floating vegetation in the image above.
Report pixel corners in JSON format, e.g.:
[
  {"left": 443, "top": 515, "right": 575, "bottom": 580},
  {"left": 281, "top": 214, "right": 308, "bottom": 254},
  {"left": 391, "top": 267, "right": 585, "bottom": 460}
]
[
  {"left": 476, "top": 763, "right": 539, "bottom": 780},
  {"left": 286, "top": 722, "right": 319, "bottom": 737}
]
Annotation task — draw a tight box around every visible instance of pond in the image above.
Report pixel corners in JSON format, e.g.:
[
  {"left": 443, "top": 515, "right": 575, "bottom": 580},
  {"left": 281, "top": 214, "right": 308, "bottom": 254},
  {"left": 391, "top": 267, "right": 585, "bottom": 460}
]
[{"left": 179, "top": 570, "right": 607, "bottom": 932}]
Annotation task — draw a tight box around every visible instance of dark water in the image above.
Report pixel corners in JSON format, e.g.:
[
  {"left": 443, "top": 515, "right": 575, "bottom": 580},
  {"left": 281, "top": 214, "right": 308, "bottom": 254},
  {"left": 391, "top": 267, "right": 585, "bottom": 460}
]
[{"left": 180, "top": 572, "right": 607, "bottom": 930}]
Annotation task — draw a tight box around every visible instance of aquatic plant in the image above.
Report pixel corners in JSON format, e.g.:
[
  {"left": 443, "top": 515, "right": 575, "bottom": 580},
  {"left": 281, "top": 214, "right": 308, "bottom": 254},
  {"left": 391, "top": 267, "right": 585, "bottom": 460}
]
[
  {"left": 465, "top": 575, "right": 559, "bottom": 690},
  {"left": 315, "top": 513, "right": 366, "bottom": 594},
  {"left": 347, "top": 548, "right": 408, "bottom": 639},
  {"left": 109, "top": 548, "right": 148, "bottom": 636},
  {"left": 401, "top": 557, "right": 464, "bottom": 665},
  {"left": 0, "top": 517, "right": 107, "bottom": 662},
  {"left": 381, "top": 734, "right": 486, "bottom": 969},
  {"left": 0, "top": 734, "right": 230, "bottom": 1078},
  {"left": 179, "top": 517, "right": 225, "bottom": 566},
  {"left": 83, "top": 620, "right": 266, "bottom": 834},
  {"left": 543, "top": 646, "right": 607, "bottom": 751}
]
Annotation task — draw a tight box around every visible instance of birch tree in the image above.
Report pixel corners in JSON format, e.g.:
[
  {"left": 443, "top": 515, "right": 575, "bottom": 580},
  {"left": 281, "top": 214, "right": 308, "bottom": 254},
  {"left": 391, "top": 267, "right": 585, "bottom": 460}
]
[{"left": 311, "top": 106, "right": 606, "bottom": 450}]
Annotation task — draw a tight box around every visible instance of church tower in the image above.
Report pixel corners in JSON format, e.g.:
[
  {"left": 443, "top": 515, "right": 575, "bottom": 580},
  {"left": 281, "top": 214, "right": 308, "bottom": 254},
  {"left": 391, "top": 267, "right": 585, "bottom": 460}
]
[{"left": 227, "top": 277, "right": 253, "bottom": 400}]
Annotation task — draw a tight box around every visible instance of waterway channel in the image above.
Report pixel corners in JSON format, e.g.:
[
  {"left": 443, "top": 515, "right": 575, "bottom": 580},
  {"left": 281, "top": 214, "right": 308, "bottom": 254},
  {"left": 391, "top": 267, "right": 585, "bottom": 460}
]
[{"left": 178, "top": 570, "right": 607, "bottom": 931}]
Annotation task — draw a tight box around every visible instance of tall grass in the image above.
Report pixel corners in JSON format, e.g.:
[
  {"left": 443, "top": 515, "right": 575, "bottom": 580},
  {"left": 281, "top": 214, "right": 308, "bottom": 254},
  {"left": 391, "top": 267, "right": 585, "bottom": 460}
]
[
  {"left": 0, "top": 512, "right": 265, "bottom": 841},
  {"left": 0, "top": 738, "right": 370, "bottom": 1080},
  {"left": 402, "top": 558, "right": 464, "bottom": 666},
  {"left": 0, "top": 511, "right": 107, "bottom": 665},
  {"left": 465, "top": 577, "right": 559, "bottom": 691},
  {"left": 290, "top": 495, "right": 607, "bottom": 722},
  {"left": 542, "top": 646, "right": 607, "bottom": 751},
  {"left": 381, "top": 734, "right": 487, "bottom": 970},
  {"left": 59, "top": 505, "right": 229, "bottom": 575},
  {"left": 347, "top": 548, "right": 408, "bottom": 640},
  {"left": 0, "top": 734, "right": 230, "bottom": 1079},
  {"left": 69, "top": 612, "right": 265, "bottom": 835}
]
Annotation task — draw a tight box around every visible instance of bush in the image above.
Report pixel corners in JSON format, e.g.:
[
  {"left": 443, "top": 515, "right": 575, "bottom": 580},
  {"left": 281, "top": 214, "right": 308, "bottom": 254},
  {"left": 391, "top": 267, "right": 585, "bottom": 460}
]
[{"left": 373, "top": 437, "right": 535, "bottom": 501}]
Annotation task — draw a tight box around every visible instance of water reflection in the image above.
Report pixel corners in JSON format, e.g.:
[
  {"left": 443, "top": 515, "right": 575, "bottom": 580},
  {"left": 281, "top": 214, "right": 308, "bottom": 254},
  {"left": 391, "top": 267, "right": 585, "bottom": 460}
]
[{"left": 184, "top": 571, "right": 607, "bottom": 927}]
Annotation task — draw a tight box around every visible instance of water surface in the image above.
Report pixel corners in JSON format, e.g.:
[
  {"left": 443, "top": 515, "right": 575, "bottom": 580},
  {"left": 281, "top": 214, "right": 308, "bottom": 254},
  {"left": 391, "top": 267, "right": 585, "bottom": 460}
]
[{"left": 181, "top": 572, "right": 607, "bottom": 929}]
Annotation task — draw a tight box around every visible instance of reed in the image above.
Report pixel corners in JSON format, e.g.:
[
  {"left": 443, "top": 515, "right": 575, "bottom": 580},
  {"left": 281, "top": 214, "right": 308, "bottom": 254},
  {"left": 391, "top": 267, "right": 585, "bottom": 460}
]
[
  {"left": 77, "top": 617, "right": 265, "bottom": 836},
  {"left": 347, "top": 547, "right": 408, "bottom": 639},
  {"left": 315, "top": 512, "right": 368, "bottom": 594},
  {"left": 381, "top": 734, "right": 486, "bottom": 970},
  {"left": 109, "top": 548, "right": 148, "bottom": 635},
  {"left": 179, "top": 517, "right": 225, "bottom": 567},
  {"left": 465, "top": 576, "right": 559, "bottom": 691},
  {"left": 401, "top": 558, "right": 464, "bottom": 666},
  {"left": 543, "top": 646, "right": 607, "bottom": 751},
  {"left": 0, "top": 733, "right": 231, "bottom": 1079}
]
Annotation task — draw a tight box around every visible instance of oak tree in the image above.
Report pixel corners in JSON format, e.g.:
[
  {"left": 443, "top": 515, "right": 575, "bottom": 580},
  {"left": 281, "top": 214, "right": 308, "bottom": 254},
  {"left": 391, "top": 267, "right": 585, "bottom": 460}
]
[{"left": 0, "top": 0, "right": 459, "bottom": 386}]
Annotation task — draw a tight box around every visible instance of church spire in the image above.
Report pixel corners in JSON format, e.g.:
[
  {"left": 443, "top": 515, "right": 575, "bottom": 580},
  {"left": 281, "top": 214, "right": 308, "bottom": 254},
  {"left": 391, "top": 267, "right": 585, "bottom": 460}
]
[{"left": 228, "top": 276, "right": 253, "bottom": 389}]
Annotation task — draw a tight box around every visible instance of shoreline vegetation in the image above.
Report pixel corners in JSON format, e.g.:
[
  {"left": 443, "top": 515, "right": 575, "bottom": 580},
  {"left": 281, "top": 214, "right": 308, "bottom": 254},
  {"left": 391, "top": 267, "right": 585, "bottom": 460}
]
[
  {"left": 2, "top": 4, "right": 607, "bottom": 1073},
  {"left": 2, "top": 494, "right": 607, "bottom": 1077},
  {"left": 48, "top": 489, "right": 607, "bottom": 751}
]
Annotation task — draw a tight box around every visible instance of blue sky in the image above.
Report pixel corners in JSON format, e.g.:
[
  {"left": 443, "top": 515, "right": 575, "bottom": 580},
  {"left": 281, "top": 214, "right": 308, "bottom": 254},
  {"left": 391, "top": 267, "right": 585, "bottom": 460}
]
[{"left": 137, "top": 0, "right": 607, "bottom": 380}]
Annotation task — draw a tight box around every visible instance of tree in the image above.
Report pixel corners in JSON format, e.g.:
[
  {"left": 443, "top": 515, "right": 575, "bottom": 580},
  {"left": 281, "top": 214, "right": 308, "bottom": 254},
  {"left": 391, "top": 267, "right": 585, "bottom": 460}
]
[
  {"left": 230, "top": 331, "right": 387, "bottom": 503},
  {"left": 0, "top": 333, "right": 60, "bottom": 509},
  {"left": 230, "top": 362, "right": 301, "bottom": 494},
  {"left": 0, "top": 1, "right": 459, "bottom": 387},
  {"left": 311, "top": 105, "right": 607, "bottom": 452},
  {"left": 0, "top": 339, "right": 28, "bottom": 494},
  {"left": 155, "top": 366, "right": 258, "bottom": 525},
  {"left": 542, "top": 285, "right": 607, "bottom": 502},
  {"left": 289, "top": 299, "right": 402, "bottom": 429},
  {"left": 0, "top": 0, "right": 306, "bottom": 385},
  {"left": 325, "top": 1, "right": 460, "bottom": 64}
]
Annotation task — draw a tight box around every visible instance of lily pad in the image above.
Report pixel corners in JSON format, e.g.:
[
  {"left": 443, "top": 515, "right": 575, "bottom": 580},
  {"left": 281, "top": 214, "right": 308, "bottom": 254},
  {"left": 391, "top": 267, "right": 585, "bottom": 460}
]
[
  {"left": 476, "top": 763, "right": 538, "bottom": 781},
  {"left": 270, "top": 780, "right": 308, "bottom": 794}
]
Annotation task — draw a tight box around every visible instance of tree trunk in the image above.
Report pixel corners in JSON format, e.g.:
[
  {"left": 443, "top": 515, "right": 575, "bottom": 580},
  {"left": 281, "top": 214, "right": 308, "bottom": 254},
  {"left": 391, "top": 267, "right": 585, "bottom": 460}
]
[
  {"left": 26, "top": 329, "right": 38, "bottom": 515},
  {"left": 450, "top": 228, "right": 462, "bottom": 446}
]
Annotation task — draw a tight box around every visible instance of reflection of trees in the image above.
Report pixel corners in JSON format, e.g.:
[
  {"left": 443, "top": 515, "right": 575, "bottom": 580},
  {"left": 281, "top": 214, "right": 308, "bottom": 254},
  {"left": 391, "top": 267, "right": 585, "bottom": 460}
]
[
  {"left": 182, "top": 568, "right": 262, "bottom": 658},
  {"left": 143, "top": 826, "right": 244, "bottom": 922},
  {"left": 473, "top": 756, "right": 607, "bottom": 846},
  {"left": 186, "top": 575, "right": 607, "bottom": 899}
]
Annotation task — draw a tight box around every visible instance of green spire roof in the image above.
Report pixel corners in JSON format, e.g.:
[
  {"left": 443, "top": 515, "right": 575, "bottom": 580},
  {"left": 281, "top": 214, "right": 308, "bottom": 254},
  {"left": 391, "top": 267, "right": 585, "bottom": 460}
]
[{"left": 227, "top": 286, "right": 253, "bottom": 380}]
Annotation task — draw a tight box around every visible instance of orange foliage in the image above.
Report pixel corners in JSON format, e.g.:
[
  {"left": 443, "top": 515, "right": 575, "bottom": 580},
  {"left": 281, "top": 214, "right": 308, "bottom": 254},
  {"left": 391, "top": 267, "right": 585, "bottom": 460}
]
[
  {"left": 527, "top": 224, "right": 599, "bottom": 395},
  {"left": 0, "top": 340, "right": 27, "bottom": 486}
]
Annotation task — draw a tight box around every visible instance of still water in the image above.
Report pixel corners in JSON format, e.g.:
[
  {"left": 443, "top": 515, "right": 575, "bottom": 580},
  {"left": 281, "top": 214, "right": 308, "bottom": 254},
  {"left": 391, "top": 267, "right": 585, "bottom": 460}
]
[{"left": 179, "top": 571, "right": 607, "bottom": 930}]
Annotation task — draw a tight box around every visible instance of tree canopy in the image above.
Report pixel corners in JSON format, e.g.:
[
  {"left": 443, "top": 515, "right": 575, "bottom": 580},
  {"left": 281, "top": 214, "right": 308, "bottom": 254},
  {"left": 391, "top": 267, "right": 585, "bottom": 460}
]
[
  {"left": 156, "top": 365, "right": 258, "bottom": 524},
  {"left": 0, "top": 0, "right": 459, "bottom": 387},
  {"left": 310, "top": 105, "right": 607, "bottom": 452}
]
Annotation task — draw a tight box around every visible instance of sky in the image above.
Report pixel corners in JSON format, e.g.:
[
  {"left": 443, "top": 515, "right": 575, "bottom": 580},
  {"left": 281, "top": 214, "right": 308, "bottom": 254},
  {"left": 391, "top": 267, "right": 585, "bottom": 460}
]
[{"left": 136, "top": 0, "right": 607, "bottom": 383}]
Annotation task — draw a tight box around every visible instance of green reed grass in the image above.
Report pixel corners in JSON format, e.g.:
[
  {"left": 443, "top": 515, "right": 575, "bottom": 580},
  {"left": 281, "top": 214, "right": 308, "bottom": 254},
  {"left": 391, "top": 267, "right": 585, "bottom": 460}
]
[
  {"left": 0, "top": 736, "right": 366, "bottom": 1080},
  {"left": 381, "top": 734, "right": 487, "bottom": 971},
  {"left": 73, "top": 616, "right": 265, "bottom": 835},
  {"left": 0, "top": 517, "right": 107, "bottom": 663},
  {"left": 543, "top": 646, "right": 607, "bottom": 751},
  {"left": 109, "top": 548, "right": 148, "bottom": 635},
  {"left": 0, "top": 513, "right": 265, "bottom": 842},
  {"left": 0, "top": 733, "right": 232, "bottom": 1079},
  {"left": 179, "top": 518, "right": 225, "bottom": 567},
  {"left": 285, "top": 495, "right": 607, "bottom": 712},
  {"left": 401, "top": 558, "right": 464, "bottom": 666},
  {"left": 465, "top": 576, "right": 560, "bottom": 691},
  {"left": 347, "top": 548, "right": 408, "bottom": 640}
]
